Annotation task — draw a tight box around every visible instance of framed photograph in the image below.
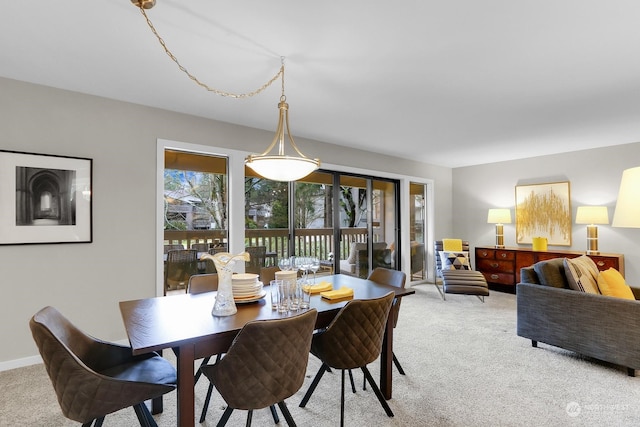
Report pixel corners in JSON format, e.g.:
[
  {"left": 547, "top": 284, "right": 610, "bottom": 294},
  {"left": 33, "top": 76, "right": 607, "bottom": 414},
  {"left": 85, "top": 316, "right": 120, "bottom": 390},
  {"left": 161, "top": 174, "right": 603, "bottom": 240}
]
[
  {"left": 0, "top": 150, "right": 92, "bottom": 245},
  {"left": 515, "top": 181, "right": 571, "bottom": 246}
]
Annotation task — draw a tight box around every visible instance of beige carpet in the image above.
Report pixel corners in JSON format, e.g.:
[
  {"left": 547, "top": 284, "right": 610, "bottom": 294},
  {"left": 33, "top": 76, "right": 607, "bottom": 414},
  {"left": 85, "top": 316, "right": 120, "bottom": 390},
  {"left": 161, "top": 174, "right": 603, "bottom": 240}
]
[{"left": 2, "top": 285, "right": 640, "bottom": 426}]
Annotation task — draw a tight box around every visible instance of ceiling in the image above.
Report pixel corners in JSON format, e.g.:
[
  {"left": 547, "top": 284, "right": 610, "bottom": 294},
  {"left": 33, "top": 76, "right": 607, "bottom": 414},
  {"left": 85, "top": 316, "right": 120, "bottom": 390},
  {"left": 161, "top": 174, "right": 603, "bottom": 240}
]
[{"left": 2, "top": 1, "right": 640, "bottom": 168}]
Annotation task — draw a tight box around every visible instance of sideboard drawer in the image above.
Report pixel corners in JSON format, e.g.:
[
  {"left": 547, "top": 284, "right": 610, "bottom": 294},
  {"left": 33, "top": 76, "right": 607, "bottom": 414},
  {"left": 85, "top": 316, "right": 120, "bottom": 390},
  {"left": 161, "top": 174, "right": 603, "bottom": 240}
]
[
  {"left": 476, "top": 249, "right": 495, "bottom": 259},
  {"left": 589, "top": 256, "right": 620, "bottom": 272},
  {"left": 477, "top": 259, "right": 515, "bottom": 274},
  {"left": 480, "top": 271, "right": 514, "bottom": 286}
]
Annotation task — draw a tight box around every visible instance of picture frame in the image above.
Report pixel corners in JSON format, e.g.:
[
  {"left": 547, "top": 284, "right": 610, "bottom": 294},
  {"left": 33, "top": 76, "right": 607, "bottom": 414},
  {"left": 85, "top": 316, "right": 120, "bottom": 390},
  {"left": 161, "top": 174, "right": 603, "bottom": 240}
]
[
  {"left": 515, "top": 181, "right": 571, "bottom": 246},
  {"left": 0, "top": 149, "right": 92, "bottom": 245}
]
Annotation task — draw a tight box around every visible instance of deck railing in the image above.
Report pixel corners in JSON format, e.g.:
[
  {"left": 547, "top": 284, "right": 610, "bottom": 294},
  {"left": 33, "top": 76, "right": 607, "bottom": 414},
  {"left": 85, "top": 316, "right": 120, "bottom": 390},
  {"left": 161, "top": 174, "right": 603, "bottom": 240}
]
[{"left": 164, "top": 227, "right": 369, "bottom": 261}]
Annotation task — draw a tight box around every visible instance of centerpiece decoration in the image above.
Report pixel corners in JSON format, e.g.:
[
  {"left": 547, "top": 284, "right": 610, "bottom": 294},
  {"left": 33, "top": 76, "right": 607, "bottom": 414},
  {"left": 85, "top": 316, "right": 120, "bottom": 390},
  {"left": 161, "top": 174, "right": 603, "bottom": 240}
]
[{"left": 200, "top": 251, "right": 250, "bottom": 316}]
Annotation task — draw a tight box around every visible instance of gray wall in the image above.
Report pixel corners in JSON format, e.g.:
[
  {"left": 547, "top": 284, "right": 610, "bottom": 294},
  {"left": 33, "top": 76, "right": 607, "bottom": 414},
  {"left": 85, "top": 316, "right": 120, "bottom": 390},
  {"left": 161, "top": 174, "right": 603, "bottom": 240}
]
[
  {"left": 0, "top": 77, "right": 451, "bottom": 366},
  {"left": 453, "top": 142, "right": 640, "bottom": 286}
]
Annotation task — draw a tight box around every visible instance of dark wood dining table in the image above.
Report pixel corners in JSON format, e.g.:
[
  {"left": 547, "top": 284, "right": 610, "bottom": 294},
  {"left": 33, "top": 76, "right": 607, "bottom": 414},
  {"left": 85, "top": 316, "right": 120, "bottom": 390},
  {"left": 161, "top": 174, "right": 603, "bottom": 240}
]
[{"left": 119, "top": 273, "right": 415, "bottom": 427}]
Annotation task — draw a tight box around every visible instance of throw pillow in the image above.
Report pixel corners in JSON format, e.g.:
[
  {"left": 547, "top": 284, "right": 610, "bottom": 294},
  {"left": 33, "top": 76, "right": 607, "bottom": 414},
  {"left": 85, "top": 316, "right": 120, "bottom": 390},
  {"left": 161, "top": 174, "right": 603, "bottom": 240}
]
[
  {"left": 346, "top": 242, "right": 366, "bottom": 264},
  {"left": 440, "top": 251, "right": 471, "bottom": 270},
  {"left": 533, "top": 258, "right": 569, "bottom": 288},
  {"left": 563, "top": 256, "right": 600, "bottom": 294},
  {"left": 597, "top": 268, "right": 635, "bottom": 300},
  {"left": 442, "top": 238, "right": 463, "bottom": 251}
]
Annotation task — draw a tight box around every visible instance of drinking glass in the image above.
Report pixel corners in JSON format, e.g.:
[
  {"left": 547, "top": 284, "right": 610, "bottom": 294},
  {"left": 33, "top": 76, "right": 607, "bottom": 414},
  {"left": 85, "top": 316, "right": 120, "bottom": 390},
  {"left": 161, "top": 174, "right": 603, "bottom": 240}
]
[
  {"left": 278, "top": 257, "right": 292, "bottom": 271},
  {"left": 310, "top": 257, "right": 320, "bottom": 283}
]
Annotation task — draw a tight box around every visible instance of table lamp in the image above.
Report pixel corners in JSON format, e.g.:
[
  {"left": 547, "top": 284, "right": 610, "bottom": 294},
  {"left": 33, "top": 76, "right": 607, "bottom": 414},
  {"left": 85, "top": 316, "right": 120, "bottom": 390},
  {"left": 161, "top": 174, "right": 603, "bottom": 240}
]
[
  {"left": 575, "top": 206, "right": 609, "bottom": 255},
  {"left": 487, "top": 208, "right": 511, "bottom": 248},
  {"left": 612, "top": 166, "right": 640, "bottom": 228}
]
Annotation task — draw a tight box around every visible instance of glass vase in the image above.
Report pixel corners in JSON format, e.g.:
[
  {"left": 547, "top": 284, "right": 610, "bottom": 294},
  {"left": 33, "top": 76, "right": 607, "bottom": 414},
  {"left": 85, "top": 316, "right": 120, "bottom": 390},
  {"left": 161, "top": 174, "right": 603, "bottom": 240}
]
[{"left": 200, "top": 251, "right": 249, "bottom": 317}]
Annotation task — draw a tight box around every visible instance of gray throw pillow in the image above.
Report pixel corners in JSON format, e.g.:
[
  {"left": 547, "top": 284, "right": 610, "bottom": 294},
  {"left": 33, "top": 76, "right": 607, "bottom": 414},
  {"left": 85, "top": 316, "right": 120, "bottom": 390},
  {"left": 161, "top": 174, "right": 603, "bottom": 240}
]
[{"left": 533, "top": 258, "right": 569, "bottom": 288}]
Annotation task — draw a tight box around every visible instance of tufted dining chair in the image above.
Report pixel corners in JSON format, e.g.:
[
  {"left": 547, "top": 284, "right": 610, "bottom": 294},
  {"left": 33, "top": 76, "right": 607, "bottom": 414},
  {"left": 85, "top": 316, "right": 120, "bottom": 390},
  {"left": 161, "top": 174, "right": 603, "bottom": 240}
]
[
  {"left": 299, "top": 292, "right": 395, "bottom": 426},
  {"left": 199, "top": 309, "right": 318, "bottom": 426},
  {"left": 29, "top": 306, "right": 176, "bottom": 427}
]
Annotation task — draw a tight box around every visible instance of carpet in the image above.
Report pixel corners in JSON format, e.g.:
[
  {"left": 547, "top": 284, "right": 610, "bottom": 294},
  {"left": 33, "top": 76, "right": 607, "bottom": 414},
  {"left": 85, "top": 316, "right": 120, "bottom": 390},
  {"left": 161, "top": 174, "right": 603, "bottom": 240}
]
[{"left": 2, "top": 284, "right": 640, "bottom": 426}]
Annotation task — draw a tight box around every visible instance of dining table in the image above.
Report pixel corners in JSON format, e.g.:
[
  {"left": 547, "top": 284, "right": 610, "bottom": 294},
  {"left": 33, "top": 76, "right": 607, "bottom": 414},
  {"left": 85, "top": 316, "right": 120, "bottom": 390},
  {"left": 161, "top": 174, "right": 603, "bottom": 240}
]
[{"left": 119, "top": 273, "right": 415, "bottom": 427}]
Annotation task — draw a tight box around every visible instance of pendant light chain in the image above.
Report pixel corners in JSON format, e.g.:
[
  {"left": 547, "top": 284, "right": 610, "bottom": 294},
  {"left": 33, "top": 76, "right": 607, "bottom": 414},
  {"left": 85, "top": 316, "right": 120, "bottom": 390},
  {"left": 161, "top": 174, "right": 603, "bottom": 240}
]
[{"left": 138, "top": 5, "right": 283, "bottom": 99}]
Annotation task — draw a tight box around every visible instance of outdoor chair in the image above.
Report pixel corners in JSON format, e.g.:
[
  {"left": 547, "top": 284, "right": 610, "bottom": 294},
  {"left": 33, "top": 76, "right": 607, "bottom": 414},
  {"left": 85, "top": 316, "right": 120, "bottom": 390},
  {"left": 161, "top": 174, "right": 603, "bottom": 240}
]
[
  {"left": 187, "top": 273, "right": 220, "bottom": 386},
  {"left": 245, "top": 246, "right": 267, "bottom": 275},
  {"left": 164, "top": 249, "right": 198, "bottom": 291}
]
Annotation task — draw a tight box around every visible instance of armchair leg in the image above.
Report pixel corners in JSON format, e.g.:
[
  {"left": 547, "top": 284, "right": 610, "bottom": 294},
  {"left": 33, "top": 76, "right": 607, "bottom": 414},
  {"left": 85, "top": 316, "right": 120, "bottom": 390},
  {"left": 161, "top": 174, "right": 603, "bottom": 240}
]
[
  {"left": 269, "top": 405, "right": 280, "bottom": 424},
  {"left": 199, "top": 382, "right": 215, "bottom": 423},
  {"left": 133, "top": 403, "right": 157, "bottom": 427},
  {"left": 217, "top": 406, "right": 234, "bottom": 427},
  {"left": 299, "top": 363, "right": 328, "bottom": 407},
  {"left": 361, "top": 366, "right": 394, "bottom": 417},
  {"left": 393, "top": 353, "right": 406, "bottom": 375},
  {"left": 277, "top": 401, "right": 297, "bottom": 427}
]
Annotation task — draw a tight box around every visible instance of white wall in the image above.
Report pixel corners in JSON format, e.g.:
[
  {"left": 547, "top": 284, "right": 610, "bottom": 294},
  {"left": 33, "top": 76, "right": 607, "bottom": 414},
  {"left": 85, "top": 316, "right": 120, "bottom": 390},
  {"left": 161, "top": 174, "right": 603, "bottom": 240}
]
[
  {"left": 452, "top": 142, "right": 640, "bottom": 285},
  {"left": 0, "top": 77, "right": 451, "bottom": 367}
]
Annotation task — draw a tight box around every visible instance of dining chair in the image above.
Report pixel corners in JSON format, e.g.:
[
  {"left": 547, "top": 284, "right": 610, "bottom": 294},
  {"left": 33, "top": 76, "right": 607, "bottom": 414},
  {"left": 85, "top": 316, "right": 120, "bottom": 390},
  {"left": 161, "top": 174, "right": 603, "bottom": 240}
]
[
  {"left": 368, "top": 267, "right": 407, "bottom": 376},
  {"left": 29, "top": 306, "right": 177, "bottom": 427},
  {"left": 199, "top": 309, "right": 318, "bottom": 426},
  {"left": 164, "top": 249, "right": 198, "bottom": 291},
  {"left": 299, "top": 292, "right": 395, "bottom": 426},
  {"left": 260, "top": 266, "right": 280, "bottom": 285},
  {"left": 187, "top": 273, "right": 220, "bottom": 385},
  {"left": 245, "top": 246, "right": 267, "bottom": 274}
]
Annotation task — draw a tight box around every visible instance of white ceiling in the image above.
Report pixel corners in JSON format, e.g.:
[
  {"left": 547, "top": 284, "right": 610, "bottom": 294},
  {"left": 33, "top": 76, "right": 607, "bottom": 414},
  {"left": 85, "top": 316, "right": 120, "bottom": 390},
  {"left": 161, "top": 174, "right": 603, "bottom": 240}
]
[{"left": 2, "top": 0, "right": 640, "bottom": 168}]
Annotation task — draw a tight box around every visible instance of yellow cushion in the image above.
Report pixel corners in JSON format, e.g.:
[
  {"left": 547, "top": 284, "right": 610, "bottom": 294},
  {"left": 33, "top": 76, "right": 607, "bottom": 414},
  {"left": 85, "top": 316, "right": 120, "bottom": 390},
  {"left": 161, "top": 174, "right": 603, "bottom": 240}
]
[
  {"left": 596, "top": 268, "right": 635, "bottom": 300},
  {"left": 442, "top": 238, "right": 463, "bottom": 251}
]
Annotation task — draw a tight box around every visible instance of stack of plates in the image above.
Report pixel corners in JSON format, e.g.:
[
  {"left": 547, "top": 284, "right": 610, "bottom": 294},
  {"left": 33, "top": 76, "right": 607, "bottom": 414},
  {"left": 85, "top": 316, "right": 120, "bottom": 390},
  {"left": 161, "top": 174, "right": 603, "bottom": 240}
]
[{"left": 232, "top": 273, "right": 264, "bottom": 302}]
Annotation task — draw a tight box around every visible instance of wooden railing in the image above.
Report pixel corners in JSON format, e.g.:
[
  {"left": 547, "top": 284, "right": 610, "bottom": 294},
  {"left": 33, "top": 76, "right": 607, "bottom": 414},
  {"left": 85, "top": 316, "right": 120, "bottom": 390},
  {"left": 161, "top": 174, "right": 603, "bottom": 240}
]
[{"left": 164, "top": 227, "right": 369, "bottom": 261}]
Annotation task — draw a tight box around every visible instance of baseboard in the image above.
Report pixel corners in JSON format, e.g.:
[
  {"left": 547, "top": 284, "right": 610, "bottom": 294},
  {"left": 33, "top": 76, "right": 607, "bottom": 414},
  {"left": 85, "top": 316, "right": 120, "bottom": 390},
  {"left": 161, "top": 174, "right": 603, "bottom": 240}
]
[{"left": 0, "top": 354, "right": 42, "bottom": 372}]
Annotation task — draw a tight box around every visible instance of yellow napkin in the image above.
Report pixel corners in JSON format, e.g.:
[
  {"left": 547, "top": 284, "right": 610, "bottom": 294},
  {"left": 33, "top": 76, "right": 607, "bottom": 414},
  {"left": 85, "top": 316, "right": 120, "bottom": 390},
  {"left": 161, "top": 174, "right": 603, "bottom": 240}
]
[
  {"left": 320, "top": 286, "right": 354, "bottom": 300},
  {"left": 443, "top": 238, "right": 463, "bottom": 251},
  {"left": 303, "top": 281, "right": 333, "bottom": 294}
]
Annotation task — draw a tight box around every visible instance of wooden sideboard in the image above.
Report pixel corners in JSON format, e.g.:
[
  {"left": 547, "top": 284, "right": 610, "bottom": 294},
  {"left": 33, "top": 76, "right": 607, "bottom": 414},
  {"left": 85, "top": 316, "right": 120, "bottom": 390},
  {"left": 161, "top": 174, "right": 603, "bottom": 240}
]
[{"left": 475, "top": 246, "right": 624, "bottom": 291}]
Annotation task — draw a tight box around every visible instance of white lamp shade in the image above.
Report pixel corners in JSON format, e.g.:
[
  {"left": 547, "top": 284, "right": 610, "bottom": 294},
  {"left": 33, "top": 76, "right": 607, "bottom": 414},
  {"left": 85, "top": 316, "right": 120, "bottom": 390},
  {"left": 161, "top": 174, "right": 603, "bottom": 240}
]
[
  {"left": 612, "top": 166, "right": 640, "bottom": 228},
  {"left": 487, "top": 208, "right": 511, "bottom": 224},
  {"left": 245, "top": 155, "right": 319, "bottom": 182},
  {"left": 575, "top": 206, "right": 609, "bottom": 225}
]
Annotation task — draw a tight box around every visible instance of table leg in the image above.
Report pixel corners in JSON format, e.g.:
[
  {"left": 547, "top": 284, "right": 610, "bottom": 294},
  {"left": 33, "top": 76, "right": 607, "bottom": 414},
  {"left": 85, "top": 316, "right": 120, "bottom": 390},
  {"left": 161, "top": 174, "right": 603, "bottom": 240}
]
[
  {"left": 380, "top": 309, "right": 394, "bottom": 399},
  {"left": 176, "top": 345, "right": 196, "bottom": 427}
]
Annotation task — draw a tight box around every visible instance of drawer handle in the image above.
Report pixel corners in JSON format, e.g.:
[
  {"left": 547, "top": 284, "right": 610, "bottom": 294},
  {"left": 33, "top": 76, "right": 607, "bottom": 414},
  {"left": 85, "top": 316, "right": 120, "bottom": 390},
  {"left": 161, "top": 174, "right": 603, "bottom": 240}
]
[
  {"left": 491, "top": 263, "right": 499, "bottom": 268},
  {"left": 597, "top": 261, "right": 605, "bottom": 267},
  {"left": 482, "top": 251, "right": 488, "bottom": 257},
  {"left": 491, "top": 274, "right": 499, "bottom": 280},
  {"left": 501, "top": 253, "right": 507, "bottom": 258}
]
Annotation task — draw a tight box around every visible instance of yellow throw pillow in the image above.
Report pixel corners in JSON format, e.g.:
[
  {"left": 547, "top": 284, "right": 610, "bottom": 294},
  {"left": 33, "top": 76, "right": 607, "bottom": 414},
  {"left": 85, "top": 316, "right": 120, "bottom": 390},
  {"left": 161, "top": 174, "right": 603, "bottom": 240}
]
[
  {"left": 596, "top": 268, "right": 635, "bottom": 300},
  {"left": 442, "top": 238, "right": 463, "bottom": 251}
]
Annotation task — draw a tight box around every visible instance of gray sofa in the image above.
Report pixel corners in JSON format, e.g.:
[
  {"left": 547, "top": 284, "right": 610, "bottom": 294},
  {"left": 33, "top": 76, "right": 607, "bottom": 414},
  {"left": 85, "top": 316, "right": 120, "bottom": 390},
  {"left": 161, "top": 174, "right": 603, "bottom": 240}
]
[{"left": 517, "top": 258, "right": 640, "bottom": 376}]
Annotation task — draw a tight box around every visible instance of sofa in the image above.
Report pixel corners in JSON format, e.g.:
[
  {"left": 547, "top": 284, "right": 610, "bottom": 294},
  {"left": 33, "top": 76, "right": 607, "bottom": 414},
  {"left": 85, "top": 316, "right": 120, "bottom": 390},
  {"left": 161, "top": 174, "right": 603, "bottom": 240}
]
[
  {"left": 517, "top": 257, "right": 640, "bottom": 376},
  {"left": 339, "top": 242, "right": 391, "bottom": 278}
]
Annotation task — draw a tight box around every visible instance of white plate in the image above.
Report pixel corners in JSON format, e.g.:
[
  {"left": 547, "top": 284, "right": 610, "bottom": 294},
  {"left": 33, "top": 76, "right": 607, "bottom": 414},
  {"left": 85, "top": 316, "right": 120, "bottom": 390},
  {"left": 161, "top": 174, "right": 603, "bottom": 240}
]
[{"left": 234, "top": 290, "right": 267, "bottom": 304}]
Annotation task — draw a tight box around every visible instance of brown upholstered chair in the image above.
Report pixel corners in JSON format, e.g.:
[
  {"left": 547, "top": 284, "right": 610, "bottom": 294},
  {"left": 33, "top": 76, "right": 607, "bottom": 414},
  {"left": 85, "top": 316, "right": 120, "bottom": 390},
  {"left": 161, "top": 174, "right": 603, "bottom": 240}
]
[
  {"left": 299, "top": 292, "right": 395, "bottom": 426},
  {"left": 164, "top": 249, "right": 198, "bottom": 291},
  {"left": 368, "top": 268, "right": 407, "bottom": 376},
  {"left": 199, "top": 309, "right": 318, "bottom": 426},
  {"left": 29, "top": 306, "right": 176, "bottom": 427},
  {"left": 260, "top": 266, "right": 280, "bottom": 285},
  {"left": 187, "top": 273, "right": 220, "bottom": 385}
]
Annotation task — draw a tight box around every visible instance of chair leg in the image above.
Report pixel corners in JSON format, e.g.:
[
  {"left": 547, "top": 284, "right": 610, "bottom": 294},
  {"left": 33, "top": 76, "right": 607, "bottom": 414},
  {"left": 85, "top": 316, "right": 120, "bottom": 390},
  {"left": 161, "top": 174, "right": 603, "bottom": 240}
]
[
  {"left": 83, "top": 418, "right": 105, "bottom": 427},
  {"left": 245, "top": 409, "right": 253, "bottom": 427},
  {"left": 393, "top": 352, "right": 406, "bottom": 375},
  {"left": 216, "top": 406, "right": 234, "bottom": 427},
  {"left": 361, "top": 366, "right": 394, "bottom": 417},
  {"left": 277, "top": 401, "right": 297, "bottom": 427},
  {"left": 340, "top": 369, "right": 346, "bottom": 427},
  {"left": 133, "top": 403, "right": 158, "bottom": 427},
  {"left": 269, "top": 405, "right": 280, "bottom": 424},
  {"left": 194, "top": 356, "right": 211, "bottom": 384},
  {"left": 348, "top": 369, "right": 357, "bottom": 393},
  {"left": 199, "top": 382, "right": 215, "bottom": 423},
  {"left": 299, "top": 362, "right": 329, "bottom": 407}
]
